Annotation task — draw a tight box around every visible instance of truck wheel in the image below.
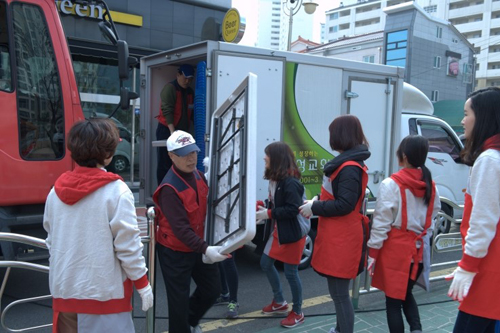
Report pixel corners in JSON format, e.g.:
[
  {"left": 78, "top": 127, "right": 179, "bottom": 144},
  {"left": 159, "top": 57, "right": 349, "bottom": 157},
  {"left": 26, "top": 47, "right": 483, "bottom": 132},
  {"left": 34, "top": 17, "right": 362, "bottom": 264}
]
[
  {"left": 108, "top": 156, "right": 129, "bottom": 173},
  {"left": 435, "top": 203, "right": 453, "bottom": 235},
  {"left": 298, "top": 229, "right": 316, "bottom": 270}
]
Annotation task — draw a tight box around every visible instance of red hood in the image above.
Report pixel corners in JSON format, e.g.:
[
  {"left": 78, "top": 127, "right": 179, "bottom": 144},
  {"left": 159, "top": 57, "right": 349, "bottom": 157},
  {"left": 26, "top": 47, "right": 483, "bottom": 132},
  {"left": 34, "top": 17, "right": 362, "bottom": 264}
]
[
  {"left": 54, "top": 166, "right": 123, "bottom": 205},
  {"left": 391, "top": 168, "right": 427, "bottom": 198}
]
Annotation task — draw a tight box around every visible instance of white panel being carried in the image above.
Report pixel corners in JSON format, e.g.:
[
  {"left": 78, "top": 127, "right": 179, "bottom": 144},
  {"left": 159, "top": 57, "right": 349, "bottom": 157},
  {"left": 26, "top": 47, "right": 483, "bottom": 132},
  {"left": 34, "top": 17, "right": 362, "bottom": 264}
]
[{"left": 206, "top": 73, "right": 258, "bottom": 255}]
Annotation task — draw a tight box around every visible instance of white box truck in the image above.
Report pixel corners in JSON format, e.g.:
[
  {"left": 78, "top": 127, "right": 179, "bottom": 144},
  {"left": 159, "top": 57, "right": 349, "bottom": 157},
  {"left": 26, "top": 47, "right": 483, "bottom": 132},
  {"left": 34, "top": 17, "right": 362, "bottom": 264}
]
[{"left": 139, "top": 41, "right": 467, "bottom": 268}]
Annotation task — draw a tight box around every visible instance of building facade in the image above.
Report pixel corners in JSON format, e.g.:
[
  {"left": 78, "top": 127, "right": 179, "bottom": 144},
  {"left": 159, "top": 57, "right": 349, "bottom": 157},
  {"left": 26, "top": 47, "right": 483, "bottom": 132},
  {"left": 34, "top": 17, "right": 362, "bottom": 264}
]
[
  {"left": 257, "top": 0, "right": 315, "bottom": 50},
  {"left": 325, "top": 0, "right": 500, "bottom": 90}
]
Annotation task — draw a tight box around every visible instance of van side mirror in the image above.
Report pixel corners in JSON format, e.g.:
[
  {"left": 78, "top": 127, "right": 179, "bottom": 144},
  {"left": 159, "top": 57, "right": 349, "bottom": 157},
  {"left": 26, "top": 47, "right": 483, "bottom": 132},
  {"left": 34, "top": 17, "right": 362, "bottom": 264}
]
[
  {"left": 117, "top": 40, "right": 138, "bottom": 81},
  {"left": 120, "top": 86, "right": 139, "bottom": 110}
]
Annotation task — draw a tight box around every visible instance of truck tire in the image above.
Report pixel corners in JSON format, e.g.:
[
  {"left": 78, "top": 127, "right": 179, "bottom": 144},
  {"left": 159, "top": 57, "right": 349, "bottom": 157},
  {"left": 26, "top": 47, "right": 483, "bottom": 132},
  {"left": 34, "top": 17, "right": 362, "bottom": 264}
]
[
  {"left": 298, "top": 228, "right": 316, "bottom": 270},
  {"left": 435, "top": 203, "right": 453, "bottom": 235}
]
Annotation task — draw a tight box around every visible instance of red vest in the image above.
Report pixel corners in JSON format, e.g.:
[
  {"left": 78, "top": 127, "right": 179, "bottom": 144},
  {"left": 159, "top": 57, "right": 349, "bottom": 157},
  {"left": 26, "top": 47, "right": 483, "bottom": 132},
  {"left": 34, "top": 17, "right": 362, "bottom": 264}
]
[
  {"left": 156, "top": 82, "right": 194, "bottom": 128},
  {"left": 153, "top": 168, "right": 208, "bottom": 252},
  {"left": 458, "top": 193, "right": 500, "bottom": 320},
  {"left": 312, "top": 161, "right": 368, "bottom": 279},
  {"left": 371, "top": 176, "right": 435, "bottom": 300}
]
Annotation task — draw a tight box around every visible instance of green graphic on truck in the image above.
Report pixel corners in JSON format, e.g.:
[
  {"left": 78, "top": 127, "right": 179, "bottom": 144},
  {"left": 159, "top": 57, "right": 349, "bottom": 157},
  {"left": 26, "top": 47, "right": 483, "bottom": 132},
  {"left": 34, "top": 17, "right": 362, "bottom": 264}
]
[{"left": 283, "top": 62, "right": 333, "bottom": 198}]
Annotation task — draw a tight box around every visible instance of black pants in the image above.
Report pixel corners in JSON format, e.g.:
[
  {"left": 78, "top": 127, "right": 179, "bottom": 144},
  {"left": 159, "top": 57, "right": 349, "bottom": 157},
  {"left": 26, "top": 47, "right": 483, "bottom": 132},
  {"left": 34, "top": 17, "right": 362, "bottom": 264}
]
[
  {"left": 219, "top": 251, "right": 239, "bottom": 302},
  {"left": 156, "top": 123, "right": 172, "bottom": 185},
  {"left": 157, "top": 244, "right": 221, "bottom": 333},
  {"left": 385, "top": 263, "right": 423, "bottom": 333},
  {"left": 453, "top": 310, "right": 497, "bottom": 333},
  {"left": 327, "top": 276, "right": 354, "bottom": 333}
]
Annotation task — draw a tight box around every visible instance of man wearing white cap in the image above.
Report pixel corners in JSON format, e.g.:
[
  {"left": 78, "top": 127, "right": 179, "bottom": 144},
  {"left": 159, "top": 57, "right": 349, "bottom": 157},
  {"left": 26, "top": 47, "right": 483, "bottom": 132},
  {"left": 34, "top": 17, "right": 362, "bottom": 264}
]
[
  {"left": 153, "top": 130, "right": 229, "bottom": 333},
  {"left": 156, "top": 64, "right": 195, "bottom": 185}
]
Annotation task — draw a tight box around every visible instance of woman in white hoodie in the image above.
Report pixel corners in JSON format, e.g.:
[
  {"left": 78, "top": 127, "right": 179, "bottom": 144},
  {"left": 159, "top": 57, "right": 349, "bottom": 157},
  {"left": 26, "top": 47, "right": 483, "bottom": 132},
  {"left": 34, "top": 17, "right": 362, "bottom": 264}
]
[
  {"left": 367, "top": 135, "right": 440, "bottom": 333},
  {"left": 43, "top": 119, "right": 153, "bottom": 332}
]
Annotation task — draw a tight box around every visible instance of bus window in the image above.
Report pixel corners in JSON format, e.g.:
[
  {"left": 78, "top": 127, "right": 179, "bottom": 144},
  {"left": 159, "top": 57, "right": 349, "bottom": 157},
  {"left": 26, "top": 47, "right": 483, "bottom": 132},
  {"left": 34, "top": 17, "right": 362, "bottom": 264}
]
[
  {"left": 12, "top": 2, "right": 64, "bottom": 160},
  {"left": 0, "top": 1, "right": 12, "bottom": 92}
]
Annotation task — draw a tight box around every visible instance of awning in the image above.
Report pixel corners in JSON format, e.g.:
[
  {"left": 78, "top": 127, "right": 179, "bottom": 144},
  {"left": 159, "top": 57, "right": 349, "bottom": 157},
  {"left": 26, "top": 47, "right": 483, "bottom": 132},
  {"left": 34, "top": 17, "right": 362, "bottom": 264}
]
[{"left": 67, "top": 38, "right": 158, "bottom": 62}]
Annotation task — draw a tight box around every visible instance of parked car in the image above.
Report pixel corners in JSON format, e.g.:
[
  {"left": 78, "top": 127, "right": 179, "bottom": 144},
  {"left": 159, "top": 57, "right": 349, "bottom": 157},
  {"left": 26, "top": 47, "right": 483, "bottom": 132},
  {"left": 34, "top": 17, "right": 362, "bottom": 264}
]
[{"left": 108, "top": 135, "right": 140, "bottom": 173}]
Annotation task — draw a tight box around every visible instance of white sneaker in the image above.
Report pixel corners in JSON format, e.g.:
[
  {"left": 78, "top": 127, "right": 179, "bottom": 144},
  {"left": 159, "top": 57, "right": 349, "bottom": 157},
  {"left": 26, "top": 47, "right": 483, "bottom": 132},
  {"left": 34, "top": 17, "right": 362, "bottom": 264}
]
[{"left": 191, "top": 325, "right": 203, "bottom": 333}]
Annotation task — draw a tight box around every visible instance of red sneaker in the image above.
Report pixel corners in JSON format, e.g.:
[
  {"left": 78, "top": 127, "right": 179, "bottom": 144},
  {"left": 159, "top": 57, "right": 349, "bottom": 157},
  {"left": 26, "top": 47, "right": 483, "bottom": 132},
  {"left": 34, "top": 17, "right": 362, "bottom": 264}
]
[
  {"left": 261, "top": 300, "right": 288, "bottom": 315},
  {"left": 280, "top": 311, "right": 305, "bottom": 328}
]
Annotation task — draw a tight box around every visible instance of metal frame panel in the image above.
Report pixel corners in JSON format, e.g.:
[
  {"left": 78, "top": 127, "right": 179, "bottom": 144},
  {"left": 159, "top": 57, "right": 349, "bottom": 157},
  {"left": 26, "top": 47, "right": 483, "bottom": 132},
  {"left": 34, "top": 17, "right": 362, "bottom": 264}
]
[{"left": 206, "top": 74, "right": 257, "bottom": 254}]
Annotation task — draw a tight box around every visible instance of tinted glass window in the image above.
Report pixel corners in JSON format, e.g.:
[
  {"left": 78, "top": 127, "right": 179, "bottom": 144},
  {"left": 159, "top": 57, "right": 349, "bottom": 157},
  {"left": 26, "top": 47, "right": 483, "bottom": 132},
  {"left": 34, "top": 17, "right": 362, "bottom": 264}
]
[
  {"left": 13, "top": 3, "right": 64, "bottom": 160},
  {"left": 0, "top": 1, "right": 12, "bottom": 92},
  {"left": 420, "top": 122, "right": 461, "bottom": 162}
]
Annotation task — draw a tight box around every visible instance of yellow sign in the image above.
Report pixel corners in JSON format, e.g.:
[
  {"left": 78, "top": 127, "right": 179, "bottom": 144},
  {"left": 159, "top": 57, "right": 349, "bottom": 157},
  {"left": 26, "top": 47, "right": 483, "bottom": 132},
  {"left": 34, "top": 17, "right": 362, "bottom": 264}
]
[
  {"left": 222, "top": 8, "right": 245, "bottom": 43},
  {"left": 56, "top": 1, "right": 143, "bottom": 27}
]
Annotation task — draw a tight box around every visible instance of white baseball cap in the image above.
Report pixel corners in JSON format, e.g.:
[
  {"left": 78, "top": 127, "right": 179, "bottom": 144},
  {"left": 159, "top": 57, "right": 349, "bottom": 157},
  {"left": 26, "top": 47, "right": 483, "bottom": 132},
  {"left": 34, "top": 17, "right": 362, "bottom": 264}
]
[{"left": 167, "top": 130, "right": 200, "bottom": 156}]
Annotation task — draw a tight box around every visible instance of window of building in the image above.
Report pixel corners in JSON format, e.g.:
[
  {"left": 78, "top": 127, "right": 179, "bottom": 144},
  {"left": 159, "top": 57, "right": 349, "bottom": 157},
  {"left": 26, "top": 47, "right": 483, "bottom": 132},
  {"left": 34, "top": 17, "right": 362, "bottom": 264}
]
[
  {"left": 424, "top": 5, "right": 437, "bottom": 13},
  {"left": 271, "top": 37, "right": 279, "bottom": 40},
  {"left": 0, "top": 2, "right": 11, "bottom": 92},
  {"left": 436, "top": 26, "right": 442, "bottom": 38},
  {"left": 385, "top": 30, "right": 408, "bottom": 67},
  {"left": 463, "top": 64, "right": 473, "bottom": 84},
  {"left": 329, "top": 12, "right": 339, "bottom": 20},
  {"left": 272, "top": 13, "right": 280, "bottom": 16},
  {"left": 363, "top": 55, "right": 375, "bottom": 63},
  {"left": 13, "top": 2, "right": 65, "bottom": 160},
  {"left": 431, "top": 90, "right": 439, "bottom": 102},
  {"left": 272, "top": 19, "right": 280, "bottom": 23},
  {"left": 434, "top": 56, "right": 441, "bottom": 68}
]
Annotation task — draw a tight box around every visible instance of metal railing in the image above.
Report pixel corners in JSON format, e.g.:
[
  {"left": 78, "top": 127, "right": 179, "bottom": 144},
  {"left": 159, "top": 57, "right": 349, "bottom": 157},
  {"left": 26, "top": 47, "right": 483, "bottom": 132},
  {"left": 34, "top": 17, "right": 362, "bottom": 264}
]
[
  {"left": 0, "top": 206, "right": 157, "bottom": 333},
  {"left": 351, "top": 198, "right": 464, "bottom": 309}
]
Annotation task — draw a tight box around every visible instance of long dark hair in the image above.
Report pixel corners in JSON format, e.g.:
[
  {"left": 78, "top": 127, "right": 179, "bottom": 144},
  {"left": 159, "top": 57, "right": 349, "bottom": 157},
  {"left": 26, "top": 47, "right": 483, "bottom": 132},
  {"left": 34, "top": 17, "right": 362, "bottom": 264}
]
[
  {"left": 396, "top": 135, "right": 433, "bottom": 205},
  {"left": 461, "top": 87, "right": 500, "bottom": 166},
  {"left": 264, "top": 142, "right": 300, "bottom": 181}
]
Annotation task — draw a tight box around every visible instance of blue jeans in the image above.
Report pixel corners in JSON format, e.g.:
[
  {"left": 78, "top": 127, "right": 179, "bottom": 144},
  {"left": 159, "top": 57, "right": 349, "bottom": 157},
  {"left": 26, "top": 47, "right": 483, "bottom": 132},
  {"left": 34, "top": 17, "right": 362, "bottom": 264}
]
[
  {"left": 260, "top": 254, "right": 303, "bottom": 313},
  {"left": 327, "top": 276, "right": 354, "bottom": 333},
  {"left": 453, "top": 310, "right": 496, "bottom": 333}
]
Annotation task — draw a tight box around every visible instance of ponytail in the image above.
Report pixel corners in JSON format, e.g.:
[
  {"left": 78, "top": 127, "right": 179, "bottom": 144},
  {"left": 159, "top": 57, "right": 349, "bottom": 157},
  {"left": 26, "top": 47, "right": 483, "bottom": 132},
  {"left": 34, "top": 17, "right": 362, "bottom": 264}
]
[
  {"left": 420, "top": 164, "right": 432, "bottom": 206},
  {"left": 397, "top": 135, "right": 434, "bottom": 205}
]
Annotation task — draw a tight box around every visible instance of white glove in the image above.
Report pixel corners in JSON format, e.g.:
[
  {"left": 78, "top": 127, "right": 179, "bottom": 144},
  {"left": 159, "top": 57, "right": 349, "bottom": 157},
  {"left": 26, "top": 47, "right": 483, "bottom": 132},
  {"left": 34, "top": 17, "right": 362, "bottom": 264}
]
[
  {"left": 446, "top": 267, "right": 476, "bottom": 301},
  {"left": 299, "top": 196, "right": 318, "bottom": 218},
  {"left": 367, "top": 257, "right": 376, "bottom": 276},
  {"left": 203, "top": 157, "right": 210, "bottom": 182},
  {"left": 137, "top": 283, "right": 154, "bottom": 311},
  {"left": 256, "top": 206, "right": 269, "bottom": 221},
  {"left": 203, "top": 246, "right": 228, "bottom": 264}
]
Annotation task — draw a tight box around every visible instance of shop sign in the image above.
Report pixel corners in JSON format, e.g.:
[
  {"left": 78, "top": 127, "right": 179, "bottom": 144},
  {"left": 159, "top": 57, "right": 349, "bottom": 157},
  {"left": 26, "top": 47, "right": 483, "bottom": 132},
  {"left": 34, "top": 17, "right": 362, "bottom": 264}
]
[
  {"left": 222, "top": 8, "right": 245, "bottom": 43},
  {"left": 56, "top": 1, "right": 143, "bottom": 27}
]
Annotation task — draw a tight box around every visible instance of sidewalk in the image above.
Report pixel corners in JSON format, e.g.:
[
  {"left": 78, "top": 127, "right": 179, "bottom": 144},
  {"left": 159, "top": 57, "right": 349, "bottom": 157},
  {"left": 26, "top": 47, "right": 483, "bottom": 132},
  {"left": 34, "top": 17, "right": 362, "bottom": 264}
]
[{"left": 258, "top": 280, "right": 459, "bottom": 333}]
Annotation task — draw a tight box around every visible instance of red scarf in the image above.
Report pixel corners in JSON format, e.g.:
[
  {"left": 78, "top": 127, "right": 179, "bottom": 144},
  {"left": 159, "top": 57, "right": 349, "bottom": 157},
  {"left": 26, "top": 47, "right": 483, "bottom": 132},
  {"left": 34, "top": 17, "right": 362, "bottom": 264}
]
[
  {"left": 482, "top": 133, "right": 500, "bottom": 152},
  {"left": 390, "top": 168, "right": 427, "bottom": 198}
]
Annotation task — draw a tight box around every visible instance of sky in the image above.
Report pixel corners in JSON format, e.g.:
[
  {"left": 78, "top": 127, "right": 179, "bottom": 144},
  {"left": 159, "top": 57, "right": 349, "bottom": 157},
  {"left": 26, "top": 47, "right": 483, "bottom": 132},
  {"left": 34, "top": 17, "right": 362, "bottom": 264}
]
[{"left": 232, "top": 0, "right": 342, "bottom": 46}]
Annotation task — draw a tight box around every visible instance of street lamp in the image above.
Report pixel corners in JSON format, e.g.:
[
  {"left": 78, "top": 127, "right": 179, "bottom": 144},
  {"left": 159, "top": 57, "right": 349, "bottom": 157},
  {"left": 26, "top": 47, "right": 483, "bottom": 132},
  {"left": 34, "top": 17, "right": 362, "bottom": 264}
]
[{"left": 283, "top": 0, "right": 318, "bottom": 51}]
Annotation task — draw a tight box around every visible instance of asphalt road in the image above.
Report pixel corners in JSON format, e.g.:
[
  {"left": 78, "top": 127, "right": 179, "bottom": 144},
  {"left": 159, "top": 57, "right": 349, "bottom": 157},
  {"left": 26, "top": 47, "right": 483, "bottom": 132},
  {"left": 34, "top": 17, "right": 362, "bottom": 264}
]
[{"left": 0, "top": 222, "right": 461, "bottom": 333}]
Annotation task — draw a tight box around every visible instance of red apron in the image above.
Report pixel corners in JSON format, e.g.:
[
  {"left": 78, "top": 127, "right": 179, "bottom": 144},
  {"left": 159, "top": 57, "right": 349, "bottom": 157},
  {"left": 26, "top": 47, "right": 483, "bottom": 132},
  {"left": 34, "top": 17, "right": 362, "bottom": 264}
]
[
  {"left": 371, "top": 177, "right": 435, "bottom": 300},
  {"left": 458, "top": 193, "right": 500, "bottom": 320},
  {"left": 312, "top": 161, "right": 369, "bottom": 279}
]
